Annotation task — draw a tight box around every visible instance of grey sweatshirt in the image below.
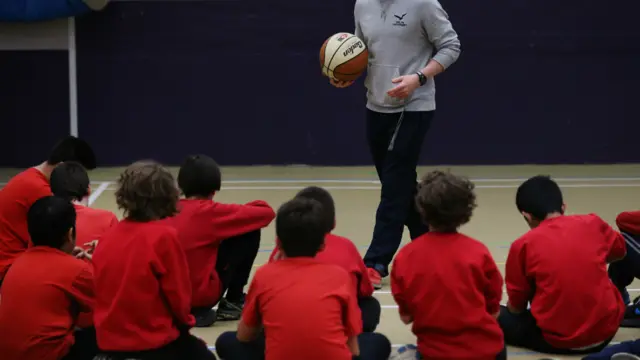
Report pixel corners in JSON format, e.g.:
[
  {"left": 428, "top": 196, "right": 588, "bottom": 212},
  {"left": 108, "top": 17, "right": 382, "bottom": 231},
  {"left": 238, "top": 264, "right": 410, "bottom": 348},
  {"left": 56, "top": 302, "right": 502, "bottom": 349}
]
[{"left": 354, "top": 0, "right": 461, "bottom": 113}]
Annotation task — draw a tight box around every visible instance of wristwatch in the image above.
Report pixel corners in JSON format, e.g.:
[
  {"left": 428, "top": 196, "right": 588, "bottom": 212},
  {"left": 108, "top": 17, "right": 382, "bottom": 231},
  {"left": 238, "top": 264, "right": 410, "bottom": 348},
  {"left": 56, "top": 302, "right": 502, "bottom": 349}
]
[{"left": 415, "top": 72, "right": 427, "bottom": 86}]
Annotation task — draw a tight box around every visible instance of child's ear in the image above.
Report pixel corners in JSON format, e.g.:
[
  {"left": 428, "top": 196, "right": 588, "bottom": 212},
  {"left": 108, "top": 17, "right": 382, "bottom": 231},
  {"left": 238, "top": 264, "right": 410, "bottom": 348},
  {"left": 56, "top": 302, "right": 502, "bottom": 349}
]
[
  {"left": 561, "top": 203, "right": 567, "bottom": 214},
  {"left": 87, "top": 186, "right": 92, "bottom": 196},
  {"left": 521, "top": 212, "right": 534, "bottom": 224}
]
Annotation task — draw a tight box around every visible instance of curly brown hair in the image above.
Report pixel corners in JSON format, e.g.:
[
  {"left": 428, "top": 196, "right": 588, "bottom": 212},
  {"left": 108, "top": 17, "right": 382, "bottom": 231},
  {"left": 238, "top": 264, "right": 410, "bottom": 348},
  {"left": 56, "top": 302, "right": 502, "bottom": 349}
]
[
  {"left": 415, "top": 170, "right": 477, "bottom": 232},
  {"left": 115, "top": 161, "right": 179, "bottom": 222}
]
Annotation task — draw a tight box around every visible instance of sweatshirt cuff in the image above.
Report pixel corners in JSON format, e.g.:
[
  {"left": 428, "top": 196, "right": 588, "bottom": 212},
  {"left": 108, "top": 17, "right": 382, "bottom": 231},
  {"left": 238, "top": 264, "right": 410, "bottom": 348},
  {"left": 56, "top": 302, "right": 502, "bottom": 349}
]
[{"left": 432, "top": 49, "right": 459, "bottom": 70}]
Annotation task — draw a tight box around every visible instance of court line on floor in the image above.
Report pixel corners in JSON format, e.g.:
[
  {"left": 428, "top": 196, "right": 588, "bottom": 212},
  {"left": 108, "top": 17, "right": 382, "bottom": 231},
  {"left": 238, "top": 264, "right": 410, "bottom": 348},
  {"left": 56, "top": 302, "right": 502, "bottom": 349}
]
[
  {"left": 88, "top": 182, "right": 111, "bottom": 206},
  {"left": 373, "top": 289, "right": 640, "bottom": 295},
  {"left": 92, "top": 183, "right": 640, "bottom": 192},
  {"left": 199, "top": 177, "right": 640, "bottom": 184}
]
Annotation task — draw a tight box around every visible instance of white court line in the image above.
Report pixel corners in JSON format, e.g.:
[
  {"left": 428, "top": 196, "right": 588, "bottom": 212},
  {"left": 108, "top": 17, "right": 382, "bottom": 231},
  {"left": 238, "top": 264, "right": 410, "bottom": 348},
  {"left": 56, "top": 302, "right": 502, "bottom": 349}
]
[
  {"left": 209, "top": 183, "right": 640, "bottom": 190},
  {"left": 202, "top": 177, "right": 640, "bottom": 184},
  {"left": 374, "top": 289, "right": 640, "bottom": 295},
  {"left": 98, "top": 183, "right": 640, "bottom": 192},
  {"left": 88, "top": 182, "right": 111, "bottom": 205}
]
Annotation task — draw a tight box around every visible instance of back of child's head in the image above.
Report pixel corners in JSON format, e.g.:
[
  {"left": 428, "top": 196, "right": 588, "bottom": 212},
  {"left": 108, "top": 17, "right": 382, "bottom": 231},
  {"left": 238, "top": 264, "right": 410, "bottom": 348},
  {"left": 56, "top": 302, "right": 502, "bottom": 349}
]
[
  {"left": 294, "top": 186, "right": 335, "bottom": 233},
  {"left": 47, "top": 136, "right": 96, "bottom": 170},
  {"left": 28, "top": 196, "right": 76, "bottom": 250},
  {"left": 115, "top": 161, "right": 179, "bottom": 222},
  {"left": 177, "top": 154, "right": 222, "bottom": 198},
  {"left": 516, "top": 175, "right": 564, "bottom": 221},
  {"left": 415, "top": 170, "right": 476, "bottom": 232},
  {"left": 50, "top": 161, "right": 90, "bottom": 202},
  {"left": 276, "top": 197, "right": 327, "bottom": 258}
]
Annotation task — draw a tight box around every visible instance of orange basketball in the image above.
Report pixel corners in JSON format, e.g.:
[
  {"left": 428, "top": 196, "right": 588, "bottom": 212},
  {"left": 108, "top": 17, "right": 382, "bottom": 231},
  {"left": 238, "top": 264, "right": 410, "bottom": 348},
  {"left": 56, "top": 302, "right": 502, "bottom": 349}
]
[{"left": 320, "top": 32, "right": 368, "bottom": 82}]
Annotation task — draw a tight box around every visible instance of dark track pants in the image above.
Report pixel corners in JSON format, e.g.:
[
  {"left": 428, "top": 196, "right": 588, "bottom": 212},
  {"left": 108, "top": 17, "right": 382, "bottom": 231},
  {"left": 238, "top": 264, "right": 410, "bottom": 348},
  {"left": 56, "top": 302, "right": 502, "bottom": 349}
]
[
  {"left": 363, "top": 109, "right": 433, "bottom": 276},
  {"left": 609, "top": 232, "right": 640, "bottom": 305},
  {"left": 215, "top": 331, "right": 391, "bottom": 360}
]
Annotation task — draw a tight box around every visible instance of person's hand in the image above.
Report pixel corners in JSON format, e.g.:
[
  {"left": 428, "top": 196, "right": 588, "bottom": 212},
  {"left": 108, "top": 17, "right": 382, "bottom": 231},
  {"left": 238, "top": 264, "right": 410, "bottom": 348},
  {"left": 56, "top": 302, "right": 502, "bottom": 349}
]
[
  {"left": 72, "top": 246, "right": 84, "bottom": 257},
  {"left": 83, "top": 240, "right": 99, "bottom": 254},
  {"left": 76, "top": 251, "right": 92, "bottom": 261},
  {"left": 330, "top": 78, "right": 354, "bottom": 88},
  {"left": 387, "top": 74, "right": 420, "bottom": 99}
]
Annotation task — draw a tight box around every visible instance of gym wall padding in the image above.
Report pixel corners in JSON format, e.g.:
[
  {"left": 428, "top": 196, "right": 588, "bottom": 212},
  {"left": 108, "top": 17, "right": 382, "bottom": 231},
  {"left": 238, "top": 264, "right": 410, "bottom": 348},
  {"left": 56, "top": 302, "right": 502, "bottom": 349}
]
[
  {"left": 3, "top": 0, "right": 640, "bottom": 167},
  {"left": 0, "top": 20, "right": 69, "bottom": 167}
]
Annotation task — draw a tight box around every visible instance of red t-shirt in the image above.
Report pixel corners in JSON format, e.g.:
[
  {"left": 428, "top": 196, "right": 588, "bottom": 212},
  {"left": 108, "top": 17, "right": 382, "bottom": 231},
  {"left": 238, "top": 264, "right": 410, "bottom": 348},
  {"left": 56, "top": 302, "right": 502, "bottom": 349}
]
[
  {"left": 242, "top": 258, "right": 362, "bottom": 360},
  {"left": 170, "top": 199, "right": 275, "bottom": 307},
  {"left": 391, "top": 232, "right": 504, "bottom": 360},
  {"left": 0, "top": 247, "right": 94, "bottom": 360},
  {"left": 74, "top": 204, "right": 118, "bottom": 251},
  {"left": 0, "top": 168, "right": 51, "bottom": 281},
  {"left": 505, "top": 214, "right": 626, "bottom": 348},
  {"left": 616, "top": 210, "right": 640, "bottom": 234},
  {"left": 269, "top": 233, "right": 374, "bottom": 298},
  {"left": 93, "top": 220, "right": 195, "bottom": 351}
]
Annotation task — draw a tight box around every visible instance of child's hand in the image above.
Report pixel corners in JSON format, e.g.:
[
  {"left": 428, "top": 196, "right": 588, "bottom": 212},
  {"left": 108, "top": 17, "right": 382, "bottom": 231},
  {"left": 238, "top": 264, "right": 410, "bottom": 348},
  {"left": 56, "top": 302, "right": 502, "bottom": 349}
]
[
  {"left": 72, "top": 247, "right": 84, "bottom": 257},
  {"left": 83, "top": 240, "right": 99, "bottom": 254}
]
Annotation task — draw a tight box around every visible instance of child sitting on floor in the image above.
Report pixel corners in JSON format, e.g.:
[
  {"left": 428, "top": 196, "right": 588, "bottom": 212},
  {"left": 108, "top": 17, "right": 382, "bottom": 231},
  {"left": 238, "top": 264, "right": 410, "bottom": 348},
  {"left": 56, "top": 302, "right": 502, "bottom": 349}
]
[
  {"left": 268, "top": 186, "right": 380, "bottom": 332},
  {"left": 390, "top": 170, "right": 506, "bottom": 360},
  {"left": 608, "top": 209, "right": 640, "bottom": 327},
  {"left": 0, "top": 196, "right": 97, "bottom": 360},
  {"left": 171, "top": 154, "right": 275, "bottom": 326},
  {"left": 215, "top": 197, "right": 391, "bottom": 360},
  {"left": 0, "top": 136, "right": 95, "bottom": 286},
  {"left": 500, "top": 175, "right": 625, "bottom": 355},
  {"left": 50, "top": 161, "right": 118, "bottom": 261},
  {"left": 92, "top": 161, "right": 215, "bottom": 360}
]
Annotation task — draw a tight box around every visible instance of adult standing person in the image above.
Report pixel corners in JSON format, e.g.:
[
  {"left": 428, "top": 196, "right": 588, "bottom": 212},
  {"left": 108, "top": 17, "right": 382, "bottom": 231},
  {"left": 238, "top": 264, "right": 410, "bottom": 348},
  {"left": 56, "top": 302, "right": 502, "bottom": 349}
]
[{"left": 330, "top": 0, "right": 461, "bottom": 288}]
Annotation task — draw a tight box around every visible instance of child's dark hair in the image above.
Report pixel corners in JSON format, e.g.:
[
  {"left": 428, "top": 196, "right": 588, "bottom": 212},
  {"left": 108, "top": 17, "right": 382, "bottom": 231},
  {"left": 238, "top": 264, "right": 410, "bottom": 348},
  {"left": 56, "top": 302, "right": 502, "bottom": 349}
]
[
  {"left": 294, "top": 186, "right": 335, "bottom": 233},
  {"left": 28, "top": 196, "right": 76, "bottom": 249},
  {"left": 515, "top": 175, "right": 564, "bottom": 221},
  {"left": 415, "top": 170, "right": 476, "bottom": 232},
  {"left": 276, "top": 197, "right": 327, "bottom": 257},
  {"left": 50, "top": 161, "right": 90, "bottom": 202},
  {"left": 115, "top": 161, "right": 179, "bottom": 222},
  {"left": 47, "top": 136, "right": 97, "bottom": 170},
  {"left": 177, "top": 154, "right": 222, "bottom": 198}
]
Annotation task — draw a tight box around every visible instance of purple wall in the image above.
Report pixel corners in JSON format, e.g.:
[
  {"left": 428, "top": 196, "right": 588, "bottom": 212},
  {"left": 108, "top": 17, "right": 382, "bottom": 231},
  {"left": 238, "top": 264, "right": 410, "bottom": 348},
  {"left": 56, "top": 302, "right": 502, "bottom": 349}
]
[{"left": 3, "top": 0, "right": 640, "bottom": 167}]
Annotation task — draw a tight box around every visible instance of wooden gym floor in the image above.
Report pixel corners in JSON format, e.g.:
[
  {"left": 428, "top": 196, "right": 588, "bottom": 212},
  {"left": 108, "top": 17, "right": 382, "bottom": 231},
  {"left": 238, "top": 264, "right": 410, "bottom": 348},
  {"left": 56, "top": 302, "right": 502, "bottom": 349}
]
[{"left": 2, "top": 164, "right": 640, "bottom": 359}]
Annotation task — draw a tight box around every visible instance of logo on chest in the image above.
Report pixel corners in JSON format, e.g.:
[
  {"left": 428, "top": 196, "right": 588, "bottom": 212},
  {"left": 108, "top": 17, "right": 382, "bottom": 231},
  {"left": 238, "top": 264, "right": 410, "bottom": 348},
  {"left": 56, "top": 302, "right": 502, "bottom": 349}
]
[{"left": 393, "top": 13, "right": 407, "bottom": 27}]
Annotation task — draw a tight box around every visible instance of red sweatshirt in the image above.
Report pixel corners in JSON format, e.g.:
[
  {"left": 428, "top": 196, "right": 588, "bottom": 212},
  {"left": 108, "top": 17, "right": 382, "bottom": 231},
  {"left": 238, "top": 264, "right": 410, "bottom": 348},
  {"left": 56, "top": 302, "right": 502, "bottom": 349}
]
[
  {"left": 616, "top": 210, "right": 640, "bottom": 234},
  {"left": 505, "top": 214, "right": 625, "bottom": 349},
  {"left": 269, "top": 233, "right": 374, "bottom": 298},
  {"left": 0, "top": 247, "right": 94, "bottom": 360},
  {"left": 93, "top": 220, "right": 195, "bottom": 351},
  {"left": 391, "top": 232, "right": 504, "bottom": 360},
  {"left": 74, "top": 204, "right": 118, "bottom": 250},
  {"left": 0, "top": 168, "right": 51, "bottom": 281},
  {"left": 170, "top": 199, "right": 275, "bottom": 307}
]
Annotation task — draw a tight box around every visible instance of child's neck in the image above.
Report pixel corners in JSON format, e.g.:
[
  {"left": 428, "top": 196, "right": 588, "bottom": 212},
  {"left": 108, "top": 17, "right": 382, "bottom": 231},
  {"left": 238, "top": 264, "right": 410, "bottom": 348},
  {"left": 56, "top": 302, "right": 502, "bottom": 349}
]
[
  {"left": 427, "top": 225, "right": 458, "bottom": 233},
  {"left": 72, "top": 198, "right": 89, "bottom": 207},
  {"left": 544, "top": 212, "right": 563, "bottom": 220},
  {"left": 186, "top": 195, "right": 214, "bottom": 201},
  {"left": 34, "top": 162, "right": 55, "bottom": 179}
]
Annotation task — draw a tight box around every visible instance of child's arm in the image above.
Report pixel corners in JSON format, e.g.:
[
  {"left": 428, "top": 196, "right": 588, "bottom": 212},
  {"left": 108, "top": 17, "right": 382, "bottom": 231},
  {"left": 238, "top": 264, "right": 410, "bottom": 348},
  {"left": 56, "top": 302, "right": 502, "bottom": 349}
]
[
  {"left": 346, "top": 240, "right": 374, "bottom": 298},
  {"left": 505, "top": 240, "right": 531, "bottom": 314},
  {"left": 341, "top": 279, "right": 363, "bottom": 356},
  {"left": 617, "top": 211, "right": 640, "bottom": 235},
  {"left": 211, "top": 202, "right": 276, "bottom": 240},
  {"left": 391, "top": 258, "right": 413, "bottom": 324},
  {"left": 483, "top": 250, "right": 504, "bottom": 318},
  {"left": 155, "top": 231, "right": 195, "bottom": 327},
  {"left": 70, "top": 265, "right": 95, "bottom": 313},
  {"left": 237, "top": 277, "right": 262, "bottom": 342}
]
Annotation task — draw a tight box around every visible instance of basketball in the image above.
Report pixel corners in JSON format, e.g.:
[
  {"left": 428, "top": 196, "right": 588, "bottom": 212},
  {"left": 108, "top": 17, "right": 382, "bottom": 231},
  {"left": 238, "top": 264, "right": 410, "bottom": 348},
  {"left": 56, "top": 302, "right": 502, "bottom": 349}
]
[{"left": 320, "top": 32, "right": 368, "bottom": 82}]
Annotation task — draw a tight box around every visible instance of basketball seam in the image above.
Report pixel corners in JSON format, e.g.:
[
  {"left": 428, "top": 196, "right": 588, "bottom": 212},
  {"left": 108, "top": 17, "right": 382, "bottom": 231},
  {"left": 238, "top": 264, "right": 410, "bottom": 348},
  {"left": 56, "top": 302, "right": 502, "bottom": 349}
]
[
  {"left": 326, "top": 35, "right": 356, "bottom": 76},
  {"left": 332, "top": 49, "right": 368, "bottom": 75}
]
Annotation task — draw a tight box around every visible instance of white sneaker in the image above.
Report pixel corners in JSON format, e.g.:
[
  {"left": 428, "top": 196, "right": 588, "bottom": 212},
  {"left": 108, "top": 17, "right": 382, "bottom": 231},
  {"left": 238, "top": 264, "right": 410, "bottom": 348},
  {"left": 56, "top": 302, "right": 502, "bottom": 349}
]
[{"left": 612, "top": 353, "right": 640, "bottom": 360}]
